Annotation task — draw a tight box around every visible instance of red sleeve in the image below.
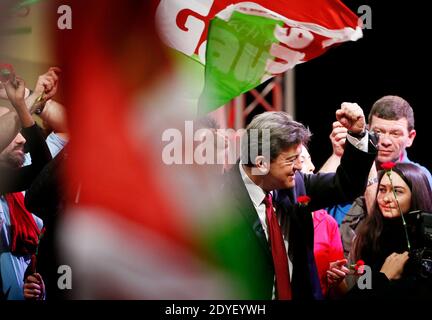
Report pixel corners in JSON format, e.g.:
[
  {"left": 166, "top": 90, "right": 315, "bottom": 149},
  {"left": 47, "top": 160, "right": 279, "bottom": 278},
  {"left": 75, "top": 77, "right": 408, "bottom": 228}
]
[{"left": 326, "top": 214, "right": 345, "bottom": 262}]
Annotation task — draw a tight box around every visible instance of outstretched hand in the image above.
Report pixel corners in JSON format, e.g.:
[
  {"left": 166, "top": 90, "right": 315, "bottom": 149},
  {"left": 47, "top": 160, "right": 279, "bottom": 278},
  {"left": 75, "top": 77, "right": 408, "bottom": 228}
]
[
  {"left": 33, "top": 66, "right": 61, "bottom": 100},
  {"left": 327, "top": 259, "right": 350, "bottom": 287},
  {"left": 335, "top": 102, "right": 366, "bottom": 135},
  {"left": 4, "top": 77, "right": 26, "bottom": 108}
]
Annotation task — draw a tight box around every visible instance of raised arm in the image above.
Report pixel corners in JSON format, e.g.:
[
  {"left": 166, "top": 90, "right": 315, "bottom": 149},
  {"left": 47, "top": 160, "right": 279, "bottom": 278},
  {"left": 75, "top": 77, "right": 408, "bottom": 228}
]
[
  {"left": 25, "top": 67, "right": 60, "bottom": 113},
  {"left": 0, "top": 78, "right": 52, "bottom": 193},
  {"left": 38, "top": 99, "right": 68, "bottom": 135},
  {"left": 319, "top": 121, "right": 347, "bottom": 173},
  {"left": 26, "top": 67, "right": 68, "bottom": 135},
  {"left": 304, "top": 103, "right": 377, "bottom": 211},
  {"left": 4, "top": 77, "right": 35, "bottom": 128}
]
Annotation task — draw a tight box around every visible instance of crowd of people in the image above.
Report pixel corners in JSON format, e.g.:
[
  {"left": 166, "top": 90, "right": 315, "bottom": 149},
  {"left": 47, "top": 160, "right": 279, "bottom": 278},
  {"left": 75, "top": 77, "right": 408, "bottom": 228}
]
[
  {"left": 1, "top": 63, "right": 431, "bottom": 300},
  {"left": 210, "top": 96, "right": 432, "bottom": 299},
  {"left": 1, "top": 67, "right": 67, "bottom": 300}
]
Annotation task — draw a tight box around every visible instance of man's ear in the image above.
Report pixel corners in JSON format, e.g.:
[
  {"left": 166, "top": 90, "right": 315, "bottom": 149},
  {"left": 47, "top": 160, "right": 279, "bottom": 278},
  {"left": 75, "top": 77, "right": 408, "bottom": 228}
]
[
  {"left": 406, "top": 129, "right": 416, "bottom": 148},
  {"left": 253, "top": 155, "right": 270, "bottom": 175}
]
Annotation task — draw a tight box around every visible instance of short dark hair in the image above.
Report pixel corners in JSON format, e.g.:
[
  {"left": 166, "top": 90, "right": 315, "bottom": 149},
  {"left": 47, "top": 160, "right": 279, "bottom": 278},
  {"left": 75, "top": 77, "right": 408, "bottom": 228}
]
[
  {"left": 241, "top": 111, "right": 311, "bottom": 166},
  {"left": 368, "top": 95, "right": 415, "bottom": 130}
]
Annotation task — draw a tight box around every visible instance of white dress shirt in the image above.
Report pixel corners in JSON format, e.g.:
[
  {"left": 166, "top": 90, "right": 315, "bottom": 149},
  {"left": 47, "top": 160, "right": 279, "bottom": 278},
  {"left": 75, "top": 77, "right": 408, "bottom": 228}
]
[
  {"left": 239, "top": 163, "right": 293, "bottom": 298},
  {"left": 237, "top": 134, "right": 368, "bottom": 298}
]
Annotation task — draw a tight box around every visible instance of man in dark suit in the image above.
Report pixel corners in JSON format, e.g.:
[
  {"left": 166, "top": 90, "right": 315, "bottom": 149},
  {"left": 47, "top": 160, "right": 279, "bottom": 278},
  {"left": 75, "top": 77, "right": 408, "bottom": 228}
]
[{"left": 219, "top": 103, "right": 377, "bottom": 299}]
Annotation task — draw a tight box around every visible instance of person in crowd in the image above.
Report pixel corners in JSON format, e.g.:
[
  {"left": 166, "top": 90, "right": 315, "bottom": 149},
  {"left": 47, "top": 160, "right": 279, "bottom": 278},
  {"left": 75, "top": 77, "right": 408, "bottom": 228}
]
[
  {"left": 0, "top": 107, "right": 21, "bottom": 152},
  {"left": 344, "top": 163, "right": 432, "bottom": 298},
  {"left": 299, "top": 145, "right": 348, "bottom": 298},
  {"left": 321, "top": 96, "right": 431, "bottom": 180},
  {"left": 319, "top": 96, "right": 431, "bottom": 257},
  {"left": 23, "top": 148, "right": 74, "bottom": 300},
  {"left": 0, "top": 77, "right": 52, "bottom": 299},
  {"left": 0, "top": 66, "right": 60, "bottom": 151},
  {"left": 23, "top": 67, "right": 68, "bottom": 164},
  {"left": 18, "top": 68, "right": 69, "bottom": 300},
  {"left": 219, "top": 102, "right": 376, "bottom": 299}
]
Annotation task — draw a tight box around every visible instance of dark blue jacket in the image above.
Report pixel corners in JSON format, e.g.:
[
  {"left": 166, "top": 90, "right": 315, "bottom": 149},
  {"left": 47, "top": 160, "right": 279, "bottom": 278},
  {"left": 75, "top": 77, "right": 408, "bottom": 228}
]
[{"left": 219, "top": 140, "right": 376, "bottom": 299}]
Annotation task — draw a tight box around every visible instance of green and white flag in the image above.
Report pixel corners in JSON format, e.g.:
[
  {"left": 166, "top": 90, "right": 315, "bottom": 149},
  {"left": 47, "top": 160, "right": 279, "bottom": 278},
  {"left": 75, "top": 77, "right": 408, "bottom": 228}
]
[{"left": 157, "top": 0, "right": 362, "bottom": 113}]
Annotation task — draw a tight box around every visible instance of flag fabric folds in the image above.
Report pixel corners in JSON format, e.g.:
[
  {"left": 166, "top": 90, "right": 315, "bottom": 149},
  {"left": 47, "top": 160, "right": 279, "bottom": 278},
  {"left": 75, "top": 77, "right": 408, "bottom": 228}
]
[{"left": 156, "top": 0, "right": 362, "bottom": 113}]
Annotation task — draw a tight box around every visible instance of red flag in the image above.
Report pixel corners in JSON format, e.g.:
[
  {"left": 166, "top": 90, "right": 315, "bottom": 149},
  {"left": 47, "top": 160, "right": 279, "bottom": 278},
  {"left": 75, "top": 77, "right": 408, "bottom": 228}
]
[
  {"left": 157, "top": 0, "right": 361, "bottom": 62},
  {"left": 52, "top": 0, "right": 235, "bottom": 299},
  {"left": 157, "top": 0, "right": 362, "bottom": 111}
]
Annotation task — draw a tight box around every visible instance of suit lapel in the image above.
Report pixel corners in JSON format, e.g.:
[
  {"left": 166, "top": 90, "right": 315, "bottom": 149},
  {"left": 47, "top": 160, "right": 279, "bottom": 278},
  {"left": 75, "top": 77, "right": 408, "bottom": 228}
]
[{"left": 227, "top": 166, "right": 272, "bottom": 261}]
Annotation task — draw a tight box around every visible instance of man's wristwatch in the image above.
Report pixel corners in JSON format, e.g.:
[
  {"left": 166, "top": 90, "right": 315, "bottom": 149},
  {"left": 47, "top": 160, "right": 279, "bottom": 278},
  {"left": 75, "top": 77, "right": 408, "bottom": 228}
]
[
  {"left": 32, "top": 98, "right": 49, "bottom": 115},
  {"left": 348, "top": 130, "right": 367, "bottom": 139}
]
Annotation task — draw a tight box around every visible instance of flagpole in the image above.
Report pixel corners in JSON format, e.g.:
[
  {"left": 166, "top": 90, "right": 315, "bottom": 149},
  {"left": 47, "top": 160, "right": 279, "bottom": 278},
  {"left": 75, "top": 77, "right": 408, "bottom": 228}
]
[{"left": 284, "top": 69, "right": 296, "bottom": 119}]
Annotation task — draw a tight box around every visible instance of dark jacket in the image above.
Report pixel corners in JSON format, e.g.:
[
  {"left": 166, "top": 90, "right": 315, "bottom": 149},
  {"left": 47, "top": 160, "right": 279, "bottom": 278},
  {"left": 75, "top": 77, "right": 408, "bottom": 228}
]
[
  {"left": 346, "top": 216, "right": 432, "bottom": 299},
  {"left": 219, "top": 140, "right": 377, "bottom": 299},
  {"left": 24, "top": 149, "right": 73, "bottom": 300}
]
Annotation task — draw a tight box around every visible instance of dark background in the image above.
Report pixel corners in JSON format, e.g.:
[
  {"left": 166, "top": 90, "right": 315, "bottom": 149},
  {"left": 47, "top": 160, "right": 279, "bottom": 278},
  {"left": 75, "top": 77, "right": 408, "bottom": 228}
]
[{"left": 295, "top": 0, "right": 431, "bottom": 171}]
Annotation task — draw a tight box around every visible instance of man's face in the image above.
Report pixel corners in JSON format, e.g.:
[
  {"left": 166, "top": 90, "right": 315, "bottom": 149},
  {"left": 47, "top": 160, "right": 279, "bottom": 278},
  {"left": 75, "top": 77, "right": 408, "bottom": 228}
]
[
  {"left": 300, "top": 145, "right": 315, "bottom": 174},
  {"left": 265, "top": 143, "right": 303, "bottom": 190},
  {"left": 369, "top": 116, "right": 416, "bottom": 164},
  {"left": 0, "top": 133, "right": 26, "bottom": 168}
]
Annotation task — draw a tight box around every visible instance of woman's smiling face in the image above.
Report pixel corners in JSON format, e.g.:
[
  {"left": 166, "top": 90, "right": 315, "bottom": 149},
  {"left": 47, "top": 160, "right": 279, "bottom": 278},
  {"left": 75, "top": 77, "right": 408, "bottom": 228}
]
[{"left": 377, "top": 171, "right": 412, "bottom": 218}]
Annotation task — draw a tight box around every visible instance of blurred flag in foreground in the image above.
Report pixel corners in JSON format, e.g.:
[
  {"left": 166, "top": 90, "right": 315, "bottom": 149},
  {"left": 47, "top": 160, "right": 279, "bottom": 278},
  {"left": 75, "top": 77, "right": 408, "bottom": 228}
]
[
  {"left": 52, "top": 0, "right": 264, "bottom": 299},
  {"left": 156, "top": 0, "right": 362, "bottom": 113}
]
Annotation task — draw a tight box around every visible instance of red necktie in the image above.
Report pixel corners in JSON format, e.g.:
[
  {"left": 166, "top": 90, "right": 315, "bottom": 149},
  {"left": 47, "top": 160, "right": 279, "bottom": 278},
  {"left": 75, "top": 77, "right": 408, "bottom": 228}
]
[{"left": 263, "top": 193, "right": 292, "bottom": 300}]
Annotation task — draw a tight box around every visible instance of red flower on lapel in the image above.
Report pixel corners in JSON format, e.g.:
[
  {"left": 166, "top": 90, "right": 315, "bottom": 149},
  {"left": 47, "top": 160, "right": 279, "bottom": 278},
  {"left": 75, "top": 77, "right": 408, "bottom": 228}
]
[{"left": 297, "top": 195, "right": 311, "bottom": 206}]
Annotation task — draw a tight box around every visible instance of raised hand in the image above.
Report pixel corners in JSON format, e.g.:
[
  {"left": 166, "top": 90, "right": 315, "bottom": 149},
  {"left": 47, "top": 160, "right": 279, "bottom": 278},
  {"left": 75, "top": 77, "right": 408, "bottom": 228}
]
[
  {"left": 329, "top": 121, "right": 348, "bottom": 157},
  {"left": 4, "top": 76, "right": 26, "bottom": 108},
  {"left": 33, "top": 66, "right": 61, "bottom": 100},
  {"left": 27, "top": 67, "right": 61, "bottom": 114},
  {"left": 4, "top": 77, "right": 35, "bottom": 128},
  {"left": 335, "top": 102, "right": 366, "bottom": 135}
]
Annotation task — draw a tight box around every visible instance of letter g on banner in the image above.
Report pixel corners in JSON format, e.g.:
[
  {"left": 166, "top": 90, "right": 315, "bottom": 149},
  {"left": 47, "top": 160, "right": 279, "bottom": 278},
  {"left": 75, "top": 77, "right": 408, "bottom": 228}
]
[{"left": 156, "top": 0, "right": 215, "bottom": 60}]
